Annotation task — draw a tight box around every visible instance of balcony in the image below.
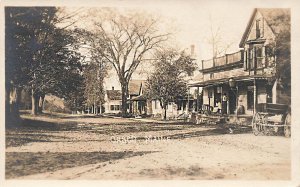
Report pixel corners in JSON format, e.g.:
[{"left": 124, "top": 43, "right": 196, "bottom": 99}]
[{"left": 201, "top": 50, "right": 243, "bottom": 73}]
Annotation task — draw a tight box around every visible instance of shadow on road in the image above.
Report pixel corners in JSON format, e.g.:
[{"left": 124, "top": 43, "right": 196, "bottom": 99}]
[
  {"left": 134, "top": 126, "right": 252, "bottom": 141},
  {"left": 6, "top": 151, "right": 156, "bottom": 179}
]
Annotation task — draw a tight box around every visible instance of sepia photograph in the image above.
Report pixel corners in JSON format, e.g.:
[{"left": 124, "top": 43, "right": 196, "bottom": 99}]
[{"left": 1, "top": 0, "right": 300, "bottom": 186}]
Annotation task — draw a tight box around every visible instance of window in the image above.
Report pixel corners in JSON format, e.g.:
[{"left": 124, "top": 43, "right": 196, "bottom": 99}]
[
  {"left": 265, "top": 45, "right": 273, "bottom": 67},
  {"left": 210, "top": 73, "right": 214, "bottom": 79},
  {"left": 256, "top": 19, "right": 262, "bottom": 38},
  {"left": 249, "top": 48, "right": 254, "bottom": 70},
  {"left": 256, "top": 47, "right": 264, "bottom": 68},
  {"left": 110, "top": 105, "right": 120, "bottom": 111}
]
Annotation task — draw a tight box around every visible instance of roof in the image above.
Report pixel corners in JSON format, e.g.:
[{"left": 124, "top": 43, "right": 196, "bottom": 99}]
[
  {"left": 130, "top": 95, "right": 147, "bottom": 101},
  {"left": 128, "top": 80, "right": 145, "bottom": 95},
  {"left": 106, "top": 90, "right": 122, "bottom": 100},
  {"left": 239, "top": 8, "right": 290, "bottom": 48},
  {"left": 189, "top": 75, "right": 274, "bottom": 87}
]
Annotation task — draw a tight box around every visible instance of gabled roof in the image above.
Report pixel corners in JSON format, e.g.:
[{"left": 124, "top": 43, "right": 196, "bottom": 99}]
[
  {"left": 128, "top": 80, "right": 145, "bottom": 95},
  {"left": 106, "top": 90, "right": 122, "bottom": 100},
  {"left": 239, "top": 8, "right": 290, "bottom": 48}
]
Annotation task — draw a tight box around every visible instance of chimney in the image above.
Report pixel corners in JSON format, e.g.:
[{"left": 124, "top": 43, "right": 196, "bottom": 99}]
[
  {"left": 112, "top": 86, "right": 114, "bottom": 90},
  {"left": 191, "top": 44, "right": 195, "bottom": 57}
]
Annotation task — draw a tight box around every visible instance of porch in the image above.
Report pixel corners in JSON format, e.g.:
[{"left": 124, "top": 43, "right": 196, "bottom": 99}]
[
  {"left": 128, "top": 95, "right": 147, "bottom": 116},
  {"left": 188, "top": 75, "right": 275, "bottom": 125}
]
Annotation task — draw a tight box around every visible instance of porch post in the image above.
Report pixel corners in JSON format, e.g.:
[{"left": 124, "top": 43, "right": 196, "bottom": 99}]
[
  {"left": 236, "top": 83, "right": 239, "bottom": 109},
  {"left": 221, "top": 85, "right": 223, "bottom": 114},
  {"left": 196, "top": 87, "right": 200, "bottom": 112},
  {"left": 254, "top": 79, "right": 257, "bottom": 113},
  {"left": 186, "top": 87, "right": 190, "bottom": 113}
]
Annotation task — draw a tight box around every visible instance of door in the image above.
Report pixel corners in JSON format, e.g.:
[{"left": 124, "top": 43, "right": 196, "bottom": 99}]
[{"left": 229, "top": 89, "right": 237, "bottom": 114}]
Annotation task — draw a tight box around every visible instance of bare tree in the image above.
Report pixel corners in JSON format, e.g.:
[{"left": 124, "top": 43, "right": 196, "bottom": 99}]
[
  {"left": 86, "top": 10, "right": 170, "bottom": 116},
  {"left": 207, "top": 15, "right": 234, "bottom": 60}
]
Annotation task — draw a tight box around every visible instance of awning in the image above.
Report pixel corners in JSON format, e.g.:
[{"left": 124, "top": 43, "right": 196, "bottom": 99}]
[
  {"left": 188, "top": 75, "right": 275, "bottom": 87},
  {"left": 130, "top": 95, "right": 147, "bottom": 101}
]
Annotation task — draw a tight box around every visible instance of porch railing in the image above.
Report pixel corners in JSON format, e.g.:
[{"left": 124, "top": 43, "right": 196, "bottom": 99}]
[{"left": 201, "top": 50, "right": 243, "bottom": 70}]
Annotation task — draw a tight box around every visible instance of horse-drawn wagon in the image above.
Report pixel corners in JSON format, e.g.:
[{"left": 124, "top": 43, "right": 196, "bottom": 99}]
[{"left": 252, "top": 103, "right": 291, "bottom": 137}]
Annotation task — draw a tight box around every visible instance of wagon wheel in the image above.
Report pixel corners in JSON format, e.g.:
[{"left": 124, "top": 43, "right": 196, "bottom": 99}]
[
  {"left": 261, "top": 114, "right": 270, "bottom": 135},
  {"left": 284, "top": 113, "right": 291, "bottom": 138},
  {"left": 252, "top": 112, "right": 263, "bottom": 136}
]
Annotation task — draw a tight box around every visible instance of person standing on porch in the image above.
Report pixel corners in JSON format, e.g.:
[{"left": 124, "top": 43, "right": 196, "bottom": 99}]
[{"left": 222, "top": 93, "right": 228, "bottom": 115}]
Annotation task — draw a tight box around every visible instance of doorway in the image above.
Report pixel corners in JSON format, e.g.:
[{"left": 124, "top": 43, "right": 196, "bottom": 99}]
[{"left": 229, "top": 89, "right": 237, "bottom": 114}]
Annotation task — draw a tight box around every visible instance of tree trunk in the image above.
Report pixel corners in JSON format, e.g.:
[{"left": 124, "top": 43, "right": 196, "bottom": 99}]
[
  {"left": 5, "top": 84, "right": 10, "bottom": 117},
  {"left": 6, "top": 86, "right": 22, "bottom": 127},
  {"left": 5, "top": 85, "right": 13, "bottom": 127},
  {"left": 121, "top": 82, "right": 128, "bottom": 117},
  {"left": 10, "top": 87, "right": 22, "bottom": 116},
  {"left": 31, "top": 89, "right": 39, "bottom": 115},
  {"left": 38, "top": 94, "right": 45, "bottom": 114},
  {"left": 164, "top": 104, "right": 167, "bottom": 121},
  {"left": 15, "top": 88, "right": 22, "bottom": 116}
]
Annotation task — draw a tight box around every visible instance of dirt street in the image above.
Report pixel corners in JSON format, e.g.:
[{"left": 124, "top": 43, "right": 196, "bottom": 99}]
[{"left": 5, "top": 113, "right": 290, "bottom": 180}]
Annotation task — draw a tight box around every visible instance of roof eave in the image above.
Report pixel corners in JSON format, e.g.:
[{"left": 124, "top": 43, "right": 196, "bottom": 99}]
[{"left": 239, "top": 8, "right": 258, "bottom": 48}]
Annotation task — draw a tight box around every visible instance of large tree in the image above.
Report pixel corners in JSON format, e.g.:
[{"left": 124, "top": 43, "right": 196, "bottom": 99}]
[
  {"left": 265, "top": 12, "right": 290, "bottom": 104},
  {"left": 144, "top": 49, "right": 197, "bottom": 120},
  {"left": 85, "top": 10, "right": 169, "bottom": 116},
  {"left": 5, "top": 7, "right": 85, "bottom": 118}
]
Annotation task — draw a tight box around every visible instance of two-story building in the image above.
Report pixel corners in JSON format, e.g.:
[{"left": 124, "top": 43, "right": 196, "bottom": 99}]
[
  {"left": 189, "top": 8, "right": 290, "bottom": 118},
  {"left": 104, "top": 87, "right": 122, "bottom": 114}
]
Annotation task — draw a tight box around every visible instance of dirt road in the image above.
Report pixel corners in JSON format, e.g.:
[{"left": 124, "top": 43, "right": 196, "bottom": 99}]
[{"left": 5, "top": 114, "right": 290, "bottom": 180}]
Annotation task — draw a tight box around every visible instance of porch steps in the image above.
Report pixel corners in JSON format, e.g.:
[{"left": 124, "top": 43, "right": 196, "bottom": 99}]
[
  {"left": 195, "top": 114, "right": 226, "bottom": 125},
  {"left": 192, "top": 113, "right": 253, "bottom": 126}
]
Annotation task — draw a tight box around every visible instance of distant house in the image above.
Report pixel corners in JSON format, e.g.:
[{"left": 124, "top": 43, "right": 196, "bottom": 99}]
[
  {"left": 127, "top": 80, "right": 150, "bottom": 116},
  {"left": 189, "top": 8, "right": 290, "bottom": 115},
  {"left": 104, "top": 87, "right": 122, "bottom": 114},
  {"left": 127, "top": 79, "right": 197, "bottom": 119}
]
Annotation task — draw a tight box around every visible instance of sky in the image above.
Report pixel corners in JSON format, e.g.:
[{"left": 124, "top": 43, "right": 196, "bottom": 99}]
[{"left": 64, "top": 0, "right": 293, "bottom": 90}]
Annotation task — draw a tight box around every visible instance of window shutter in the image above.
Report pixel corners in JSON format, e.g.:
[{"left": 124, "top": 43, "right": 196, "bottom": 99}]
[
  {"left": 253, "top": 46, "right": 256, "bottom": 70},
  {"left": 261, "top": 18, "right": 264, "bottom": 38},
  {"left": 264, "top": 46, "right": 268, "bottom": 67},
  {"left": 262, "top": 46, "right": 266, "bottom": 67},
  {"left": 244, "top": 50, "right": 248, "bottom": 71}
]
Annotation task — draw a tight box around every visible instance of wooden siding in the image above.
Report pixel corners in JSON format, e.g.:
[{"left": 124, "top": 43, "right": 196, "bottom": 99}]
[{"left": 203, "top": 68, "right": 248, "bottom": 82}]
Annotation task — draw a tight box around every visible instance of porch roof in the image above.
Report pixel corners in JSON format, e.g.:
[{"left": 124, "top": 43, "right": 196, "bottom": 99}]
[
  {"left": 130, "top": 95, "right": 147, "bottom": 101},
  {"left": 188, "top": 75, "right": 274, "bottom": 87}
]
